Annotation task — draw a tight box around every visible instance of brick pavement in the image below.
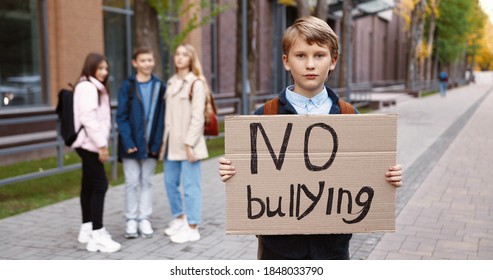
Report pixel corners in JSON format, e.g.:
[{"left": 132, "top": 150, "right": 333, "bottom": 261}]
[
  {"left": 367, "top": 81, "right": 493, "bottom": 260},
  {"left": 351, "top": 77, "right": 493, "bottom": 259},
  {"left": 1, "top": 74, "right": 492, "bottom": 260}
]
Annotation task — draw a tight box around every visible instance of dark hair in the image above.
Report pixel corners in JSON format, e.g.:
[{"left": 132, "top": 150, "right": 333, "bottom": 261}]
[
  {"left": 132, "top": 47, "right": 153, "bottom": 60},
  {"left": 79, "top": 52, "right": 110, "bottom": 92}
]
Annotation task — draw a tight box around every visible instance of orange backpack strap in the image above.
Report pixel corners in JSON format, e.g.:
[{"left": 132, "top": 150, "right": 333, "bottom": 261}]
[
  {"left": 338, "top": 99, "right": 355, "bottom": 114},
  {"left": 263, "top": 97, "right": 279, "bottom": 115}
]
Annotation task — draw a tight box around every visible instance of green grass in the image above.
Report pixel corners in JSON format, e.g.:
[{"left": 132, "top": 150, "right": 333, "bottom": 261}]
[
  {"left": 357, "top": 107, "right": 374, "bottom": 114},
  {"left": 0, "top": 134, "right": 224, "bottom": 220},
  {"left": 421, "top": 90, "right": 439, "bottom": 98}
]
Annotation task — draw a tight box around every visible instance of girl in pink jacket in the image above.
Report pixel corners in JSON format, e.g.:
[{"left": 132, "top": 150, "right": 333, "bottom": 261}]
[{"left": 72, "top": 53, "right": 120, "bottom": 253}]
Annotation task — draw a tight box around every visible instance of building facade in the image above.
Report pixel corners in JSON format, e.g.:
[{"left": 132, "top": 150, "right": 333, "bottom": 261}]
[{"left": 0, "top": 0, "right": 408, "bottom": 116}]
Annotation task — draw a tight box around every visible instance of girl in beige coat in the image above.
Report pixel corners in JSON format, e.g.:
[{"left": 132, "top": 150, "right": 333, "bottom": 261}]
[{"left": 160, "top": 44, "right": 209, "bottom": 243}]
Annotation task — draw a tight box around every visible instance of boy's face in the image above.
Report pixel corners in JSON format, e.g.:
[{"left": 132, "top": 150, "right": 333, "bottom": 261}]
[
  {"left": 282, "top": 38, "right": 337, "bottom": 98},
  {"left": 132, "top": 53, "right": 155, "bottom": 76}
]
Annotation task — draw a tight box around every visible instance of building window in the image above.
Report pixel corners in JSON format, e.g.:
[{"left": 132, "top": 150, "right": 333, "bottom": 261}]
[
  {"left": 103, "top": 0, "right": 134, "bottom": 99},
  {"left": 0, "top": 0, "right": 46, "bottom": 109}
]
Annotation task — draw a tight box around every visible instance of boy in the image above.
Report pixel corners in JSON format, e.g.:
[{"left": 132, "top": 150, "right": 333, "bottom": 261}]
[
  {"left": 219, "top": 16, "right": 403, "bottom": 259},
  {"left": 117, "top": 47, "right": 166, "bottom": 238}
]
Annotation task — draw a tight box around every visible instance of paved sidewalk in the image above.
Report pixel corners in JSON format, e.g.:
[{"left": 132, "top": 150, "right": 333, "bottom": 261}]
[
  {"left": 1, "top": 74, "right": 492, "bottom": 260},
  {"left": 367, "top": 80, "right": 493, "bottom": 259}
]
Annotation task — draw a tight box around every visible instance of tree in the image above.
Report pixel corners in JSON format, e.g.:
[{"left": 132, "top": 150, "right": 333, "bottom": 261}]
[
  {"left": 465, "top": 0, "right": 487, "bottom": 81},
  {"left": 292, "top": 0, "right": 328, "bottom": 18},
  {"left": 423, "top": 0, "right": 440, "bottom": 82},
  {"left": 134, "top": 0, "right": 164, "bottom": 79},
  {"left": 397, "top": 0, "right": 426, "bottom": 89},
  {"left": 146, "top": 0, "right": 228, "bottom": 77},
  {"left": 436, "top": 0, "right": 474, "bottom": 65},
  {"left": 475, "top": 19, "right": 493, "bottom": 71}
]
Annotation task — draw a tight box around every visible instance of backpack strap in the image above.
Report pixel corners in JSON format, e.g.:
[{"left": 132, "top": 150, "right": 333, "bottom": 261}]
[
  {"left": 263, "top": 97, "right": 279, "bottom": 115},
  {"left": 338, "top": 99, "right": 355, "bottom": 114},
  {"left": 189, "top": 79, "right": 199, "bottom": 100}
]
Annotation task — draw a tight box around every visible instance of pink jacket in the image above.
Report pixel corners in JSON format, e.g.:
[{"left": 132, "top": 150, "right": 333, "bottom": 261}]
[{"left": 71, "top": 76, "right": 111, "bottom": 153}]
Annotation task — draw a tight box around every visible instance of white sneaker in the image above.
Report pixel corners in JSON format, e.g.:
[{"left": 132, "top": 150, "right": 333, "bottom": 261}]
[
  {"left": 86, "top": 227, "right": 122, "bottom": 253},
  {"left": 170, "top": 226, "right": 200, "bottom": 243},
  {"left": 78, "top": 222, "right": 92, "bottom": 243},
  {"left": 125, "top": 219, "right": 138, "bottom": 239},
  {"left": 138, "top": 219, "right": 154, "bottom": 238},
  {"left": 164, "top": 217, "right": 187, "bottom": 236}
]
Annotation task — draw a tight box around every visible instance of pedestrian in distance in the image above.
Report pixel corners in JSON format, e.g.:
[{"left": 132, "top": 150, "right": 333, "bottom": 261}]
[
  {"left": 72, "top": 52, "right": 121, "bottom": 253},
  {"left": 439, "top": 70, "right": 448, "bottom": 97},
  {"left": 159, "top": 44, "right": 210, "bottom": 243},
  {"left": 218, "top": 16, "right": 403, "bottom": 260},
  {"left": 116, "top": 47, "right": 166, "bottom": 239}
]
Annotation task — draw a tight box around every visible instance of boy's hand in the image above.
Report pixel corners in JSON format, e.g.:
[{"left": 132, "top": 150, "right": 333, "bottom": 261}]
[
  {"left": 127, "top": 147, "right": 138, "bottom": 154},
  {"left": 386, "top": 164, "right": 403, "bottom": 187},
  {"left": 219, "top": 157, "right": 236, "bottom": 182}
]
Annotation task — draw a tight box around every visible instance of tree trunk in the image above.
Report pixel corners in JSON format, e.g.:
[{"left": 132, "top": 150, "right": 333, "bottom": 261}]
[
  {"left": 134, "top": 0, "right": 164, "bottom": 79},
  {"left": 424, "top": 12, "right": 436, "bottom": 82},
  {"left": 338, "top": 0, "right": 352, "bottom": 93},
  {"left": 295, "top": 0, "right": 310, "bottom": 17},
  {"left": 315, "top": 0, "right": 328, "bottom": 20},
  {"left": 406, "top": 0, "right": 426, "bottom": 89},
  {"left": 295, "top": 0, "right": 328, "bottom": 19}
]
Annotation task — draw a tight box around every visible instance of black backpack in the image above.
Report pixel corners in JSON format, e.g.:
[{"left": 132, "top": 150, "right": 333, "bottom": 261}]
[{"left": 56, "top": 87, "right": 84, "bottom": 147}]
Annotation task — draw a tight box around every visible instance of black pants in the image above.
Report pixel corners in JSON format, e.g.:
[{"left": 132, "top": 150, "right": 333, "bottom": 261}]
[
  {"left": 76, "top": 148, "right": 108, "bottom": 230},
  {"left": 257, "top": 236, "right": 350, "bottom": 260},
  {"left": 258, "top": 238, "right": 309, "bottom": 260}
]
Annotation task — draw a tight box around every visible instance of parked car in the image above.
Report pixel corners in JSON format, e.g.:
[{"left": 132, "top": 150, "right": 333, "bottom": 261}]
[{"left": 1, "top": 75, "right": 42, "bottom": 107}]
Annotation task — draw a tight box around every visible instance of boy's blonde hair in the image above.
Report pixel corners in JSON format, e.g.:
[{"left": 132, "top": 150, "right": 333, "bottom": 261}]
[{"left": 282, "top": 16, "right": 339, "bottom": 60}]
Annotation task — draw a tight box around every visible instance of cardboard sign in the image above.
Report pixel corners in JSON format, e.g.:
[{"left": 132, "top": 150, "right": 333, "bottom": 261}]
[{"left": 224, "top": 114, "right": 398, "bottom": 235}]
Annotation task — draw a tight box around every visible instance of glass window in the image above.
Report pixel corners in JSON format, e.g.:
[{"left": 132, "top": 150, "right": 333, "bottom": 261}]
[
  {"left": 103, "top": 0, "right": 133, "bottom": 99},
  {"left": 104, "top": 11, "right": 132, "bottom": 98},
  {"left": 0, "top": 0, "right": 45, "bottom": 109}
]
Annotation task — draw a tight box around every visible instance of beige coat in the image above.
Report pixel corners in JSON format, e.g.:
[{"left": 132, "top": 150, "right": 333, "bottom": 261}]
[{"left": 159, "top": 72, "right": 209, "bottom": 161}]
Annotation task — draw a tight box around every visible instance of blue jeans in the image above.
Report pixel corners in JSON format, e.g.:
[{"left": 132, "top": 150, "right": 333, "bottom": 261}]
[
  {"left": 164, "top": 159, "right": 202, "bottom": 225},
  {"left": 440, "top": 82, "right": 447, "bottom": 97},
  {"left": 122, "top": 158, "right": 157, "bottom": 221}
]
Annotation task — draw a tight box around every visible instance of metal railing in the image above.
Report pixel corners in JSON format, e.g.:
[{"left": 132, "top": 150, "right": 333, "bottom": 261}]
[
  {"left": 0, "top": 82, "right": 427, "bottom": 187},
  {"left": 0, "top": 111, "right": 119, "bottom": 187}
]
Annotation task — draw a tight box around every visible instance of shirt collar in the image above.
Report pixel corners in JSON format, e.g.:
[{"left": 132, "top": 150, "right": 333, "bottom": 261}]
[{"left": 286, "top": 85, "right": 329, "bottom": 110}]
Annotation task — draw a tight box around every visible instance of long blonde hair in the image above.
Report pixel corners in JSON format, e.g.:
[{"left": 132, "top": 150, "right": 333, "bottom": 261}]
[{"left": 175, "top": 44, "right": 211, "bottom": 95}]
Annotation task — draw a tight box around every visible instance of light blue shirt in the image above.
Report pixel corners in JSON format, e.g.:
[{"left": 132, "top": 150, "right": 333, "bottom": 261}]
[
  {"left": 285, "top": 85, "right": 333, "bottom": 114},
  {"left": 138, "top": 79, "right": 153, "bottom": 120}
]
